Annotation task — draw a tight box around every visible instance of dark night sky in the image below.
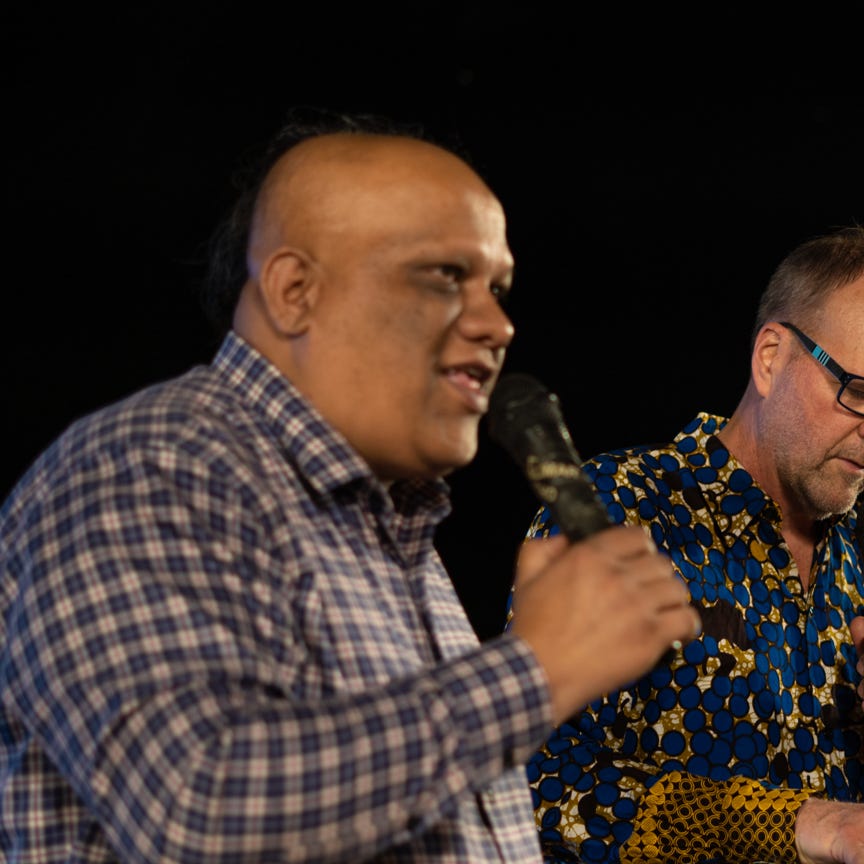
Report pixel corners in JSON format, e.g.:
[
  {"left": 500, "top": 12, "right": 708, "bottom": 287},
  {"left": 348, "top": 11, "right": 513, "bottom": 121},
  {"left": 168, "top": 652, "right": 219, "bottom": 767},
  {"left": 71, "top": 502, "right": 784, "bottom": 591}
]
[{"left": 5, "top": 5, "right": 863, "bottom": 638}]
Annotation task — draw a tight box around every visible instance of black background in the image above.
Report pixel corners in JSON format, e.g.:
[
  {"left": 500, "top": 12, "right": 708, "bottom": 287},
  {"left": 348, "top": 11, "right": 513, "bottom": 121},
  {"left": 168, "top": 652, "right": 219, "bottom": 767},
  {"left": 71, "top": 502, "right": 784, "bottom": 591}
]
[{"left": 5, "top": 5, "right": 863, "bottom": 639}]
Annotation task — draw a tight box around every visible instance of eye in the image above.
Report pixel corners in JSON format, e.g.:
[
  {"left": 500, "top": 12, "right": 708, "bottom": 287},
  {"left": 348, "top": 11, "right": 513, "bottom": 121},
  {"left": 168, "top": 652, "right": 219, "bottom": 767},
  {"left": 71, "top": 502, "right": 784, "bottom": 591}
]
[
  {"left": 846, "top": 378, "right": 864, "bottom": 400},
  {"left": 490, "top": 282, "right": 511, "bottom": 306},
  {"left": 437, "top": 264, "right": 465, "bottom": 282},
  {"left": 423, "top": 263, "right": 466, "bottom": 293}
]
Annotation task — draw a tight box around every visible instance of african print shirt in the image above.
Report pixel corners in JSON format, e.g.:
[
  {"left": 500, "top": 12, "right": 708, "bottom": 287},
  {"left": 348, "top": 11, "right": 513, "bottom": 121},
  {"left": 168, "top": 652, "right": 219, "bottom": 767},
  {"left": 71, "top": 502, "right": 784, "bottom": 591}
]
[{"left": 518, "top": 413, "right": 864, "bottom": 864}]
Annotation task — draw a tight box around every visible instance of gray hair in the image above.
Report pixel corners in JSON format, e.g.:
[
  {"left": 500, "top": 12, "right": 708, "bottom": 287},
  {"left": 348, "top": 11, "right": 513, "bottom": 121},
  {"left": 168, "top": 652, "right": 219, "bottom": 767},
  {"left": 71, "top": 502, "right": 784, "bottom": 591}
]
[{"left": 752, "top": 223, "right": 864, "bottom": 349}]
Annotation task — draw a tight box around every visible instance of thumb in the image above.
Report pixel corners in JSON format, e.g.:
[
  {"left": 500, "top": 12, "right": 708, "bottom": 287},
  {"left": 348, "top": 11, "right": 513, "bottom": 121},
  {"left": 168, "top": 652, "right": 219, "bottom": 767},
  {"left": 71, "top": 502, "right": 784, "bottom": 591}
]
[
  {"left": 850, "top": 615, "right": 864, "bottom": 655},
  {"left": 514, "top": 534, "right": 569, "bottom": 591}
]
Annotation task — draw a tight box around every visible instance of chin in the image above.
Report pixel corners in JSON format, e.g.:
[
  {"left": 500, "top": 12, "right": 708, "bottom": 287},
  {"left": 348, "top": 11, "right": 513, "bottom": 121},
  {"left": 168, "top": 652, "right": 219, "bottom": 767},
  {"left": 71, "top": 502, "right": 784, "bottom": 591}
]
[{"left": 424, "top": 442, "right": 479, "bottom": 478}]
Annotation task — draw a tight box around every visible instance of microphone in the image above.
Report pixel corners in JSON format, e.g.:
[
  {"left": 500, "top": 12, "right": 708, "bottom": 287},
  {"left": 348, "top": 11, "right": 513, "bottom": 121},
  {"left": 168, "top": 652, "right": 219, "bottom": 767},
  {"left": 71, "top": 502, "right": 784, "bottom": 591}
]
[
  {"left": 487, "top": 373, "right": 611, "bottom": 541},
  {"left": 489, "top": 372, "right": 684, "bottom": 668}
]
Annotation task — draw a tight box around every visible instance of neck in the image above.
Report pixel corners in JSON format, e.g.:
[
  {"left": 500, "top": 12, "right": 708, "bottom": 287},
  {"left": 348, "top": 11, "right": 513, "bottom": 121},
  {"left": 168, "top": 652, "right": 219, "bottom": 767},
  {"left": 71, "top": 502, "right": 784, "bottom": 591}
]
[{"left": 717, "top": 401, "right": 817, "bottom": 588}]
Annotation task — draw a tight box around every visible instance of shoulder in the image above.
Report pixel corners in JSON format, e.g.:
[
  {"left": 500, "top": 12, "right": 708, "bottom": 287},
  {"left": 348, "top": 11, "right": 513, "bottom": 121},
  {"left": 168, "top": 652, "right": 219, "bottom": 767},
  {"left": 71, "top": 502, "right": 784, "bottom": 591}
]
[
  {"left": 1, "top": 363, "right": 279, "bottom": 540},
  {"left": 584, "top": 441, "right": 678, "bottom": 486},
  {"left": 585, "top": 414, "right": 727, "bottom": 485},
  {"left": 47, "top": 364, "right": 244, "bottom": 467}
]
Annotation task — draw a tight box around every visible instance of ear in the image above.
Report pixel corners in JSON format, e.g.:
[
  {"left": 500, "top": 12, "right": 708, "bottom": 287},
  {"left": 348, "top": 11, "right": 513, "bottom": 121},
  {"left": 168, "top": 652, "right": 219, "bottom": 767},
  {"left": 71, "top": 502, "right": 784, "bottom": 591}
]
[
  {"left": 259, "top": 248, "right": 319, "bottom": 336},
  {"left": 751, "top": 322, "right": 785, "bottom": 397}
]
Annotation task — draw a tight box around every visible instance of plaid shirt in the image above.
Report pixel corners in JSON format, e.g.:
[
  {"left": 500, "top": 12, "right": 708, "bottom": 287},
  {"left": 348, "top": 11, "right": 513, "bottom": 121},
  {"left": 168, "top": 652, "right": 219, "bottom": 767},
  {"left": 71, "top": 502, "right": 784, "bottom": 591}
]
[{"left": 0, "top": 331, "right": 550, "bottom": 863}]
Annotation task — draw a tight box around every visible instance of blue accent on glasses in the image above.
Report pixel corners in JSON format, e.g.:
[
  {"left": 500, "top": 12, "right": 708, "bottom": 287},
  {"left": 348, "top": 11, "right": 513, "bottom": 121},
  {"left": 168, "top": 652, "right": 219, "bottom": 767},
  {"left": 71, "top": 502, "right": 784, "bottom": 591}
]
[{"left": 779, "top": 321, "right": 864, "bottom": 418}]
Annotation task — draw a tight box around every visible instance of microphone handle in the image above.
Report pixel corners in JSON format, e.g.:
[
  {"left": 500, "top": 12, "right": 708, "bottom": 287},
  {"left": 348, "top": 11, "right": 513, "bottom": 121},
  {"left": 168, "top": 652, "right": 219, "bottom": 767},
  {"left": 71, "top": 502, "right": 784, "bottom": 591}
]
[
  {"left": 532, "top": 451, "right": 683, "bottom": 665},
  {"left": 513, "top": 418, "right": 611, "bottom": 542}
]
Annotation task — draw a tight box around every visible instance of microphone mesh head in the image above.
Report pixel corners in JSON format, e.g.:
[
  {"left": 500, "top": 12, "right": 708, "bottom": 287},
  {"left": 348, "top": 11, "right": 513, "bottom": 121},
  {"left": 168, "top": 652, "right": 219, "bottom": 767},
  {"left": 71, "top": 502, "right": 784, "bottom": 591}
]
[
  {"left": 487, "top": 372, "right": 608, "bottom": 540},
  {"left": 487, "top": 373, "right": 551, "bottom": 447},
  {"left": 487, "top": 373, "right": 565, "bottom": 463}
]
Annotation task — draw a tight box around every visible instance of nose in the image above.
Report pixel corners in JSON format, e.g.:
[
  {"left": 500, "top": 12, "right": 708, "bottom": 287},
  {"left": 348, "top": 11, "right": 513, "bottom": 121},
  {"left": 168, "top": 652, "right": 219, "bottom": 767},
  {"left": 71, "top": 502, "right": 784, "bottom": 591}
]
[{"left": 457, "top": 283, "right": 515, "bottom": 349}]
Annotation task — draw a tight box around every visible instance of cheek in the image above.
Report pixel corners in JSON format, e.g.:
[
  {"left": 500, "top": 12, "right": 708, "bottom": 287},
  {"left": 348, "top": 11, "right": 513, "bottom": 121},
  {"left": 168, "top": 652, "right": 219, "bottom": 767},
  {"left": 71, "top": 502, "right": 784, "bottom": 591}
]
[
  {"left": 378, "top": 303, "right": 455, "bottom": 367},
  {"left": 774, "top": 365, "right": 815, "bottom": 418}
]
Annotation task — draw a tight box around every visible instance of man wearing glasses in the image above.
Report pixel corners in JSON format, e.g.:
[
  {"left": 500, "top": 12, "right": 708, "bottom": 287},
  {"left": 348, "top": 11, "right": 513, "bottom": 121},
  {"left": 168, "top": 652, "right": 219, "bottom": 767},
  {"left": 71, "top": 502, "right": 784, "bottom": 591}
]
[{"left": 518, "top": 225, "right": 864, "bottom": 863}]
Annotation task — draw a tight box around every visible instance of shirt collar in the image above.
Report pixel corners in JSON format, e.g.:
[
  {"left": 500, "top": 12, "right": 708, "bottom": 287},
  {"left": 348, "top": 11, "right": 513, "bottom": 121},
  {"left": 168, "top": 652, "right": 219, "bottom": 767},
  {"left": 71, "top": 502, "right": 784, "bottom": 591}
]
[
  {"left": 669, "top": 413, "right": 775, "bottom": 536},
  {"left": 211, "top": 331, "right": 451, "bottom": 520},
  {"left": 675, "top": 412, "right": 845, "bottom": 536}
]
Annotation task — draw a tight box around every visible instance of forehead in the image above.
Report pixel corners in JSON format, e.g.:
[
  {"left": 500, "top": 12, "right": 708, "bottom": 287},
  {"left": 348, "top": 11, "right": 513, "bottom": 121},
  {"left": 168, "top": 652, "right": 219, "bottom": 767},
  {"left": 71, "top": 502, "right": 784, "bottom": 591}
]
[{"left": 818, "top": 275, "right": 864, "bottom": 364}]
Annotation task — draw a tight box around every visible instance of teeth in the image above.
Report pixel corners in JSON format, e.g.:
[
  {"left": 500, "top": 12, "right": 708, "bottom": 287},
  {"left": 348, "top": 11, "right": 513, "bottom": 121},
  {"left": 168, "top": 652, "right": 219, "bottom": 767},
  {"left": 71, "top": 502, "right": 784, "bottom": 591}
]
[{"left": 447, "top": 368, "right": 484, "bottom": 390}]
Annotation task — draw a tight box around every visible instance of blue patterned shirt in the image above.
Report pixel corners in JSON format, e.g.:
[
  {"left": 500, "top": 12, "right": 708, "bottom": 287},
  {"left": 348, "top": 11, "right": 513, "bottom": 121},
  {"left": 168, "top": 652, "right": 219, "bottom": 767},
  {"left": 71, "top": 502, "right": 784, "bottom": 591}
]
[
  {"left": 0, "top": 331, "right": 552, "bottom": 863},
  {"left": 518, "top": 413, "right": 864, "bottom": 864}
]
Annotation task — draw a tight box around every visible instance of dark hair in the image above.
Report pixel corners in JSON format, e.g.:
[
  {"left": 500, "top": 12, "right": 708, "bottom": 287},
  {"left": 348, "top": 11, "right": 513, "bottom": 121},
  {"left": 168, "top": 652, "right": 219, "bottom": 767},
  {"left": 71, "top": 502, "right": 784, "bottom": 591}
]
[
  {"left": 200, "top": 107, "right": 469, "bottom": 337},
  {"left": 752, "top": 223, "right": 864, "bottom": 350}
]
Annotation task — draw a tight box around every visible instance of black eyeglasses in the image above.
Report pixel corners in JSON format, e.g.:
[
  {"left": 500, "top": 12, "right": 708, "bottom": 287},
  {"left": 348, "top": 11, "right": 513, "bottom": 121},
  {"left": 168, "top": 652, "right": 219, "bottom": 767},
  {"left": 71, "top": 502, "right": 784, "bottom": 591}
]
[{"left": 779, "top": 321, "right": 864, "bottom": 418}]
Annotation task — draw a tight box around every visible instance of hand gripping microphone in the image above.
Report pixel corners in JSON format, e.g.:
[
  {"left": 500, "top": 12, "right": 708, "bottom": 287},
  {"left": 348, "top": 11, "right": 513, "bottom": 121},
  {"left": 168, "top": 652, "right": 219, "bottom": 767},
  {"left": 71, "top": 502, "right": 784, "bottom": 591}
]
[{"left": 487, "top": 373, "right": 611, "bottom": 541}]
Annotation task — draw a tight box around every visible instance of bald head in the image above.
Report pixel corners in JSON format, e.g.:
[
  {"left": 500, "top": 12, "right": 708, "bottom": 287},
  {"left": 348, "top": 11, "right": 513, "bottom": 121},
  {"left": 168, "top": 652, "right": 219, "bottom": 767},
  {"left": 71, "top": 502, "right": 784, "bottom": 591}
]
[
  {"left": 233, "top": 132, "right": 509, "bottom": 356},
  {"left": 245, "top": 133, "right": 500, "bottom": 286}
]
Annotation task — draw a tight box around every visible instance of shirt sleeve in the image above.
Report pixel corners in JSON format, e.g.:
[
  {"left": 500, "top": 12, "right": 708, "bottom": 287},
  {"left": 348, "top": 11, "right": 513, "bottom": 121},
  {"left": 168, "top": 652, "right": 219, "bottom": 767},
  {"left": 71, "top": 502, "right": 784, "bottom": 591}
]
[
  {"left": 0, "top": 439, "right": 552, "bottom": 864},
  {"left": 617, "top": 771, "right": 808, "bottom": 863},
  {"left": 530, "top": 724, "right": 810, "bottom": 864}
]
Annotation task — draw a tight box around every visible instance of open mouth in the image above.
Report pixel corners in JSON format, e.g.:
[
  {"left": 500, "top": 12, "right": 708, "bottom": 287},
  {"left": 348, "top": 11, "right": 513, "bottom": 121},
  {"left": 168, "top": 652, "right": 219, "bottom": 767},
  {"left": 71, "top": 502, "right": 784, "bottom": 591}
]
[
  {"left": 445, "top": 364, "right": 493, "bottom": 391},
  {"left": 443, "top": 363, "right": 497, "bottom": 411}
]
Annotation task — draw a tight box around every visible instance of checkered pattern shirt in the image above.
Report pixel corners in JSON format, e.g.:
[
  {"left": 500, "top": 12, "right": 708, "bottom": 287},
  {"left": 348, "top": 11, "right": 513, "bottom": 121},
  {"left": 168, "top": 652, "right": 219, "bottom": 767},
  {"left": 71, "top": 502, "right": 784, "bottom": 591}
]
[{"left": 0, "top": 331, "right": 551, "bottom": 863}]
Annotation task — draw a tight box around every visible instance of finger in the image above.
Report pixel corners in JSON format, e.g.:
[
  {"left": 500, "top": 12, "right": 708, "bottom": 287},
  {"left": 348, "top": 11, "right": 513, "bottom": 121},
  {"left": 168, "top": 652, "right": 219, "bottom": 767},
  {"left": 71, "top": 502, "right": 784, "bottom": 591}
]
[
  {"left": 682, "top": 605, "right": 703, "bottom": 641},
  {"left": 514, "top": 535, "right": 569, "bottom": 589},
  {"left": 658, "top": 605, "right": 703, "bottom": 651},
  {"left": 647, "top": 576, "right": 693, "bottom": 612},
  {"left": 594, "top": 524, "right": 658, "bottom": 559},
  {"left": 612, "top": 550, "right": 681, "bottom": 593}
]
